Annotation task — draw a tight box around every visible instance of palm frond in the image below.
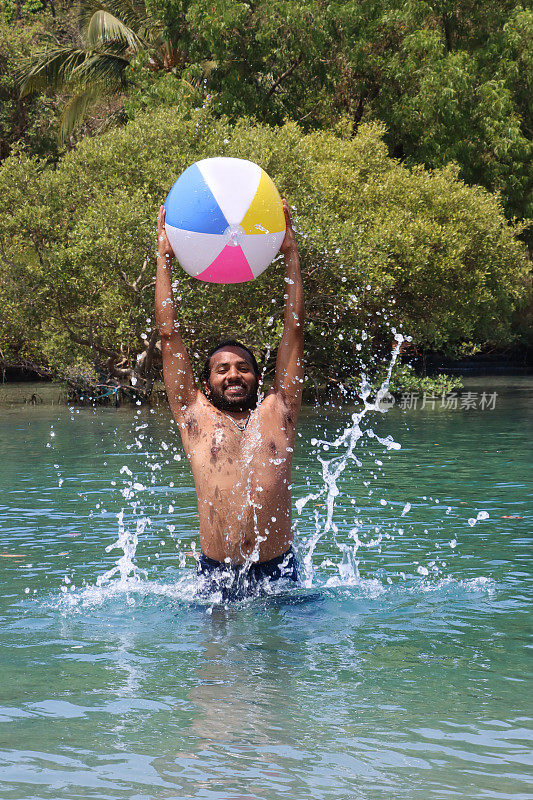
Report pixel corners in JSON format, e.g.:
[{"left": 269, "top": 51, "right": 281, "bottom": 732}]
[
  {"left": 59, "top": 84, "right": 104, "bottom": 143},
  {"left": 86, "top": 9, "right": 145, "bottom": 50},
  {"left": 199, "top": 60, "right": 220, "bottom": 79},
  {"left": 19, "top": 47, "right": 88, "bottom": 97},
  {"left": 72, "top": 51, "right": 130, "bottom": 84},
  {"left": 19, "top": 0, "right": 166, "bottom": 140},
  {"left": 79, "top": 0, "right": 155, "bottom": 39}
]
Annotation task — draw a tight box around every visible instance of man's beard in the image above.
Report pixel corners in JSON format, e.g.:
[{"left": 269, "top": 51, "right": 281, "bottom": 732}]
[{"left": 207, "top": 379, "right": 258, "bottom": 412}]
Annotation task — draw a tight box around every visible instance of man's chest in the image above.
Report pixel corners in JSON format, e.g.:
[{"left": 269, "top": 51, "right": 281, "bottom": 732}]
[{"left": 180, "top": 415, "right": 291, "bottom": 476}]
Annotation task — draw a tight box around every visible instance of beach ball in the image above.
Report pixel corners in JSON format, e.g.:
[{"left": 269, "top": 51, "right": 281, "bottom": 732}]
[{"left": 164, "top": 157, "right": 286, "bottom": 284}]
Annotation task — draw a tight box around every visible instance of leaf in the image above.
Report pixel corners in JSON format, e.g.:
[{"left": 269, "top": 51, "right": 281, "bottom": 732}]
[
  {"left": 86, "top": 9, "right": 145, "bottom": 50},
  {"left": 58, "top": 85, "right": 104, "bottom": 143},
  {"left": 19, "top": 47, "right": 88, "bottom": 96}
]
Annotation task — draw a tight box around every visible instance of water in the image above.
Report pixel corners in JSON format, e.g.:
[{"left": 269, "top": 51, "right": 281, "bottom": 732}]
[{"left": 1, "top": 379, "right": 532, "bottom": 799}]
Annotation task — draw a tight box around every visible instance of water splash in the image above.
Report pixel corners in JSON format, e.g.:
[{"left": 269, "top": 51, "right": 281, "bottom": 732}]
[
  {"left": 296, "top": 334, "right": 404, "bottom": 587},
  {"left": 56, "top": 326, "right": 493, "bottom": 608},
  {"left": 467, "top": 511, "right": 490, "bottom": 527},
  {"left": 256, "top": 344, "right": 271, "bottom": 405},
  {"left": 96, "top": 511, "right": 148, "bottom": 589}
]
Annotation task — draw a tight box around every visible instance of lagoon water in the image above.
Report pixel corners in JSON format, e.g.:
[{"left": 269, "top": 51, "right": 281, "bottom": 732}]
[{"left": 1, "top": 379, "right": 531, "bottom": 799}]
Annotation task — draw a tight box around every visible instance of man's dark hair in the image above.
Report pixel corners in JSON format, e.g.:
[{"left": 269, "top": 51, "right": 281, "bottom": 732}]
[{"left": 200, "top": 339, "right": 260, "bottom": 384}]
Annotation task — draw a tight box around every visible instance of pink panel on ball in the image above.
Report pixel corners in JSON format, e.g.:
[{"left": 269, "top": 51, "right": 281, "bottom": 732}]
[{"left": 197, "top": 244, "right": 254, "bottom": 284}]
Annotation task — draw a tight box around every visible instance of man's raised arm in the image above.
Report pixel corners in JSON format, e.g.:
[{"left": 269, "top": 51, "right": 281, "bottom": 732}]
[
  {"left": 155, "top": 206, "right": 198, "bottom": 418},
  {"left": 273, "top": 200, "right": 305, "bottom": 412}
]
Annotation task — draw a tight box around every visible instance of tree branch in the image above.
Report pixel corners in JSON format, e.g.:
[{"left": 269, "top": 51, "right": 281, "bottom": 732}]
[
  {"left": 267, "top": 55, "right": 303, "bottom": 97},
  {"left": 56, "top": 302, "right": 120, "bottom": 359},
  {"left": 121, "top": 254, "right": 150, "bottom": 293},
  {"left": 141, "top": 329, "right": 159, "bottom": 377}
]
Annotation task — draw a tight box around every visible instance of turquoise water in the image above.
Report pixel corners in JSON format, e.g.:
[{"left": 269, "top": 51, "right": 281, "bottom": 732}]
[{"left": 1, "top": 380, "right": 531, "bottom": 799}]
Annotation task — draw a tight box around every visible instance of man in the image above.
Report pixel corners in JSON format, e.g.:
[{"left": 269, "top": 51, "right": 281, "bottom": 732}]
[{"left": 155, "top": 198, "right": 304, "bottom": 600}]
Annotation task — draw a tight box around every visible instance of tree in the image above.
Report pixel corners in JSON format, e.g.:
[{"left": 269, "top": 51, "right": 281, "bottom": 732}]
[
  {"left": 373, "top": 8, "right": 533, "bottom": 227},
  {"left": 182, "top": 0, "right": 532, "bottom": 230},
  {"left": 17, "top": 0, "right": 533, "bottom": 234},
  {"left": 18, "top": 0, "right": 172, "bottom": 142},
  {"left": 0, "top": 106, "right": 529, "bottom": 397},
  {"left": 0, "top": 18, "right": 60, "bottom": 161}
]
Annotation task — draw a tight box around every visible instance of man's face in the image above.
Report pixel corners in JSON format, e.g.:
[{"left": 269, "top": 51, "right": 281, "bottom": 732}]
[{"left": 205, "top": 347, "right": 258, "bottom": 412}]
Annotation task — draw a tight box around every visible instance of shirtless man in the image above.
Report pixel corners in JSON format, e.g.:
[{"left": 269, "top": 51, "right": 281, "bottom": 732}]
[{"left": 155, "top": 199, "right": 304, "bottom": 599}]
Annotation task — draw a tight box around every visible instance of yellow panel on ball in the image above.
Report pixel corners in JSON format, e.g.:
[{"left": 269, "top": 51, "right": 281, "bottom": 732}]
[{"left": 240, "top": 169, "right": 286, "bottom": 236}]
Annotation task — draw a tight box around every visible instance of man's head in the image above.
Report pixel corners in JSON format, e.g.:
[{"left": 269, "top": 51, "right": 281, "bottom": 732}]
[{"left": 201, "top": 339, "right": 259, "bottom": 412}]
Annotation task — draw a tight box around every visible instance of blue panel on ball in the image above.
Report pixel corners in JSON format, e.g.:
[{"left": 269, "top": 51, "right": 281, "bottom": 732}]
[{"left": 164, "top": 163, "right": 229, "bottom": 234}]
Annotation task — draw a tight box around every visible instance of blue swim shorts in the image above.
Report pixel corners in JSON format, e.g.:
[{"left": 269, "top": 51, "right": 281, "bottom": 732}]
[{"left": 197, "top": 547, "right": 299, "bottom": 602}]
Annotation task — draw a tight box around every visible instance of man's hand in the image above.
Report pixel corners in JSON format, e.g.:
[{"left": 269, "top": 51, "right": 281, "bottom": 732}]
[
  {"left": 157, "top": 206, "right": 175, "bottom": 260},
  {"left": 280, "top": 199, "right": 297, "bottom": 256}
]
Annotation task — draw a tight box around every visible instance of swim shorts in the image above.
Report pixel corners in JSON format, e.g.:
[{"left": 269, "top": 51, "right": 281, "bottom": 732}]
[{"left": 197, "top": 547, "right": 299, "bottom": 602}]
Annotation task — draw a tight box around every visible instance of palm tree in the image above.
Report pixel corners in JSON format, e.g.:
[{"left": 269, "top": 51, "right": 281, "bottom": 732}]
[{"left": 19, "top": 0, "right": 180, "bottom": 142}]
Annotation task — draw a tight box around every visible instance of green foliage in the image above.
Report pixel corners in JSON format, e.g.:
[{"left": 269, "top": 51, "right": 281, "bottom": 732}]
[
  {"left": 377, "top": 11, "right": 533, "bottom": 225},
  {"left": 13, "top": 0, "right": 533, "bottom": 236},
  {"left": 18, "top": 0, "right": 166, "bottom": 143},
  {"left": 0, "top": 107, "right": 529, "bottom": 391},
  {"left": 142, "top": 0, "right": 532, "bottom": 228},
  {"left": 387, "top": 364, "right": 462, "bottom": 396},
  {"left": 0, "top": 17, "right": 60, "bottom": 161},
  {"left": 122, "top": 56, "right": 203, "bottom": 118}
]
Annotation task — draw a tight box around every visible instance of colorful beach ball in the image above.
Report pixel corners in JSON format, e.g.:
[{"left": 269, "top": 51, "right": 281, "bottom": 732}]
[{"left": 164, "top": 157, "right": 286, "bottom": 284}]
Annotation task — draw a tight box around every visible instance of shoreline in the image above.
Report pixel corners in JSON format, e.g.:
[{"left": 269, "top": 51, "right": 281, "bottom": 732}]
[
  {"left": 1, "top": 376, "right": 531, "bottom": 408},
  {"left": 0, "top": 381, "right": 168, "bottom": 407}
]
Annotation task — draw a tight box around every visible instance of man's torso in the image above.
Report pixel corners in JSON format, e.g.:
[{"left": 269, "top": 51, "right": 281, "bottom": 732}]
[{"left": 178, "top": 393, "right": 297, "bottom": 564}]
